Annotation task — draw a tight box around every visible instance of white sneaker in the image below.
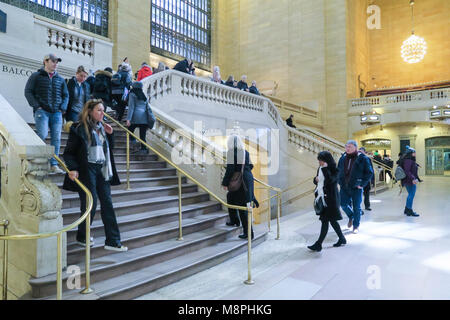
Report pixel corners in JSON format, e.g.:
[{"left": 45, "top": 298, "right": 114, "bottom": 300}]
[
  {"left": 76, "top": 237, "right": 94, "bottom": 247},
  {"left": 50, "top": 165, "right": 65, "bottom": 174},
  {"left": 353, "top": 228, "right": 359, "bottom": 234},
  {"left": 104, "top": 244, "right": 128, "bottom": 252}
]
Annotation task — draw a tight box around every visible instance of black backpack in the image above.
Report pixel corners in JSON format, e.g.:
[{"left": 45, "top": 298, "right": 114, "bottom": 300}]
[
  {"left": 111, "top": 73, "right": 125, "bottom": 95},
  {"left": 93, "top": 75, "right": 108, "bottom": 93}
]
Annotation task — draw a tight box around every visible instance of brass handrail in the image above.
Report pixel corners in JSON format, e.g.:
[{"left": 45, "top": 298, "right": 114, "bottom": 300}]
[
  {"left": 103, "top": 114, "right": 257, "bottom": 284},
  {"left": 0, "top": 155, "right": 94, "bottom": 300}
]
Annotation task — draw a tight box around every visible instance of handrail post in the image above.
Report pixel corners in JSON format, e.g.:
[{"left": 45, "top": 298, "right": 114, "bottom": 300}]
[
  {"left": 2, "top": 221, "right": 9, "bottom": 300},
  {"left": 267, "top": 189, "right": 271, "bottom": 232},
  {"left": 276, "top": 192, "right": 281, "bottom": 240},
  {"left": 244, "top": 203, "right": 254, "bottom": 285},
  {"left": 56, "top": 233, "right": 63, "bottom": 300},
  {"left": 126, "top": 132, "right": 131, "bottom": 190},
  {"left": 177, "top": 170, "right": 183, "bottom": 241},
  {"left": 374, "top": 169, "right": 377, "bottom": 196},
  {"left": 80, "top": 197, "right": 93, "bottom": 295}
]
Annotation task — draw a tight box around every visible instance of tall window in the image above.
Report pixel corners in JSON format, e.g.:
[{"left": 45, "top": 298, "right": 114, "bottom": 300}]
[
  {"left": 0, "top": 0, "right": 109, "bottom": 37},
  {"left": 151, "top": 0, "right": 211, "bottom": 70}
]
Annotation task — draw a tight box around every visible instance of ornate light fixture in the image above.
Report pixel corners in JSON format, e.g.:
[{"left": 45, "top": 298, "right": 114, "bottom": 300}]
[{"left": 401, "top": 0, "right": 427, "bottom": 64}]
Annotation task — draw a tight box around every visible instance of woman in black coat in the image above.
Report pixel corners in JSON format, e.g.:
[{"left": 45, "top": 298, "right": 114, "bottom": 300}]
[
  {"left": 222, "top": 135, "right": 259, "bottom": 240},
  {"left": 307, "top": 151, "right": 346, "bottom": 252},
  {"left": 63, "top": 99, "right": 127, "bottom": 252}
]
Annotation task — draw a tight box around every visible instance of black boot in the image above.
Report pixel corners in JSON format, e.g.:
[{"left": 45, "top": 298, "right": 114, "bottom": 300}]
[
  {"left": 307, "top": 242, "right": 322, "bottom": 252},
  {"left": 238, "top": 232, "right": 254, "bottom": 240},
  {"left": 404, "top": 207, "right": 410, "bottom": 216},
  {"left": 333, "top": 237, "right": 347, "bottom": 247},
  {"left": 408, "top": 208, "right": 420, "bottom": 217}
]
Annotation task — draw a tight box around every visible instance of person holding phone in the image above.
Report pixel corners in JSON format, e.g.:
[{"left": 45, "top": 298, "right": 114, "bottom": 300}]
[{"left": 62, "top": 99, "right": 127, "bottom": 251}]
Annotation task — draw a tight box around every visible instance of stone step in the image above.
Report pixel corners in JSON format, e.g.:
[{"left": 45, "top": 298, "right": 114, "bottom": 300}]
[
  {"left": 62, "top": 191, "right": 211, "bottom": 225},
  {"left": 37, "top": 230, "right": 267, "bottom": 300},
  {"left": 29, "top": 220, "right": 252, "bottom": 298},
  {"left": 65, "top": 200, "right": 222, "bottom": 244},
  {"left": 48, "top": 167, "right": 177, "bottom": 185},
  {"left": 61, "top": 183, "right": 197, "bottom": 209},
  {"left": 66, "top": 211, "right": 228, "bottom": 265},
  {"left": 57, "top": 175, "right": 186, "bottom": 194}
]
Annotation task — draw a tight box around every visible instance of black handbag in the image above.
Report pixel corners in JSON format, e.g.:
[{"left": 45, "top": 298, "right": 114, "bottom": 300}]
[{"left": 314, "top": 197, "right": 325, "bottom": 215}]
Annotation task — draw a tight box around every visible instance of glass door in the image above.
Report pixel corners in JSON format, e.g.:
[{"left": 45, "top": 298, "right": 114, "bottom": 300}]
[{"left": 426, "top": 149, "right": 444, "bottom": 175}]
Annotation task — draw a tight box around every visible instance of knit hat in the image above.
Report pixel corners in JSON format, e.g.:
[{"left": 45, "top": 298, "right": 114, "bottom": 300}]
[{"left": 405, "top": 146, "right": 416, "bottom": 154}]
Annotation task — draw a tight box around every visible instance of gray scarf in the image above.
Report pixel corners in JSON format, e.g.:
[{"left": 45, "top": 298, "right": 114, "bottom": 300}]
[{"left": 87, "top": 122, "right": 113, "bottom": 181}]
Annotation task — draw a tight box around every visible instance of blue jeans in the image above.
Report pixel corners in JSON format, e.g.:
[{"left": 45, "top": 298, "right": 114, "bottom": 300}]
[
  {"left": 405, "top": 184, "right": 417, "bottom": 209},
  {"left": 340, "top": 187, "right": 363, "bottom": 228},
  {"left": 77, "top": 163, "right": 121, "bottom": 246},
  {"left": 66, "top": 110, "right": 80, "bottom": 122},
  {"left": 34, "top": 109, "right": 62, "bottom": 167}
]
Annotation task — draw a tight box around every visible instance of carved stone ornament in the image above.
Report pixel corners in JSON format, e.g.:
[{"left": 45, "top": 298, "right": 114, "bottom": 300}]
[{"left": 20, "top": 158, "right": 62, "bottom": 220}]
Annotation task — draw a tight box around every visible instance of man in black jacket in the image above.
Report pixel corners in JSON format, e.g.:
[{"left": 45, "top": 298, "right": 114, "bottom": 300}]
[
  {"left": 237, "top": 75, "right": 249, "bottom": 92},
  {"left": 286, "top": 114, "right": 296, "bottom": 128},
  {"left": 65, "top": 65, "right": 90, "bottom": 122},
  {"left": 173, "top": 58, "right": 193, "bottom": 74},
  {"left": 25, "top": 53, "right": 69, "bottom": 174},
  {"left": 337, "top": 140, "right": 373, "bottom": 233}
]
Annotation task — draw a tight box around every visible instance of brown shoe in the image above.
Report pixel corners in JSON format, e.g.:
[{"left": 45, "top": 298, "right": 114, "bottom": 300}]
[{"left": 347, "top": 218, "right": 353, "bottom": 228}]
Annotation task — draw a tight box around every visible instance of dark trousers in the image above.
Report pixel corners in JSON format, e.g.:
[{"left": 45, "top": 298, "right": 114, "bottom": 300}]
[
  {"left": 316, "top": 219, "right": 345, "bottom": 245},
  {"left": 77, "top": 163, "right": 121, "bottom": 246},
  {"left": 112, "top": 94, "right": 127, "bottom": 121},
  {"left": 227, "top": 188, "right": 254, "bottom": 237},
  {"left": 363, "top": 183, "right": 371, "bottom": 209},
  {"left": 128, "top": 124, "right": 148, "bottom": 149}
]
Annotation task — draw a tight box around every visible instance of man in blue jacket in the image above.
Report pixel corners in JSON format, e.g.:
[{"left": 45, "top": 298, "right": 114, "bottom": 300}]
[
  {"left": 338, "top": 140, "right": 373, "bottom": 233},
  {"left": 25, "top": 53, "right": 69, "bottom": 173}
]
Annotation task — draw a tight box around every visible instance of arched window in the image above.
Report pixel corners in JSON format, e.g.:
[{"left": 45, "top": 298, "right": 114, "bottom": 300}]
[
  {"left": 151, "top": 0, "right": 211, "bottom": 70},
  {"left": 0, "top": 0, "right": 109, "bottom": 37}
]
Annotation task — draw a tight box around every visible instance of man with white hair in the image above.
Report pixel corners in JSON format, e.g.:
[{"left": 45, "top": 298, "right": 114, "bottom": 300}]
[
  {"left": 337, "top": 140, "right": 373, "bottom": 233},
  {"left": 237, "top": 75, "right": 249, "bottom": 92}
]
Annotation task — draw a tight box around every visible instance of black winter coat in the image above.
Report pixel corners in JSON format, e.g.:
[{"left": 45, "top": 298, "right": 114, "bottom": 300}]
[
  {"left": 222, "top": 150, "right": 259, "bottom": 208},
  {"left": 92, "top": 70, "right": 113, "bottom": 106},
  {"left": 66, "top": 77, "right": 91, "bottom": 116},
  {"left": 313, "top": 167, "right": 342, "bottom": 221},
  {"left": 337, "top": 152, "right": 373, "bottom": 191},
  {"left": 249, "top": 85, "right": 260, "bottom": 95},
  {"left": 173, "top": 59, "right": 191, "bottom": 74},
  {"left": 62, "top": 123, "right": 120, "bottom": 192},
  {"left": 237, "top": 80, "right": 249, "bottom": 91},
  {"left": 24, "top": 68, "right": 69, "bottom": 113}
]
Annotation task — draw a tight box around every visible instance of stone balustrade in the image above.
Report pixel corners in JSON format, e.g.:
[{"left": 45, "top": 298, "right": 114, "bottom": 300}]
[
  {"left": 349, "top": 88, "right": 450, "bottom": 108},
  {"left": 47, "top": 28, "right": 94, "bottom": 56}
]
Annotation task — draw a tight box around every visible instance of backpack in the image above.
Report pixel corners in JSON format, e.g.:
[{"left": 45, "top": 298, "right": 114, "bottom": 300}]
[
  {"left": 394, "top": 166, "right": 406, "bottom": 181},
  {"left": 111, "top": 73, "right": 125, "bottom": 95},
  {"left": 93, "top": 75, "right": 108, "bottom": 93}
]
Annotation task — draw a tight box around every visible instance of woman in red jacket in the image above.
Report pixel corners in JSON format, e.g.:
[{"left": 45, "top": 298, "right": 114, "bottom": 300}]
[{"left": 137, "top": 62, "right": 153, "bottom": 81}]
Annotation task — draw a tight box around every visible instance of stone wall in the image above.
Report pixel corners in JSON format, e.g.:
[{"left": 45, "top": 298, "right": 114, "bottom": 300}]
[{"left": 368, "top": 0, "right": 450, "bottom": 90}]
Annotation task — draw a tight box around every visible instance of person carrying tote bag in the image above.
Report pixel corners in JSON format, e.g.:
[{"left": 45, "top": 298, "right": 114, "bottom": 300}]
[
  {"left": 307, "top": 151, "right": 346, "bottom": 252},
  {"left": 221, "top": 135, "right": 259, "bottom": 240}
]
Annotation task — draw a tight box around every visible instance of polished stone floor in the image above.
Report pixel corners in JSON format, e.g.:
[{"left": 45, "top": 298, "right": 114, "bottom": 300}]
[{"left": 137, "top": 176, "right": 450, "bottom": 300}]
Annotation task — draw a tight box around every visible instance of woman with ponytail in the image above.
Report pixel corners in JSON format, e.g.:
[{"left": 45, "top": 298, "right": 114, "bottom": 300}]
[{"left": 63, "top": 99, "right": 127, "bottom": 252}]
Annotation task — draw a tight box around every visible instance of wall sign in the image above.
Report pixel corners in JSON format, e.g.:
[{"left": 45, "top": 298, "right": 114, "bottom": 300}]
[
  {"left": 1, "top": 64, "right": 34, "bottom": 77},
  {"left": 0, "top": 10, "right": 6, "bottom": 33}
]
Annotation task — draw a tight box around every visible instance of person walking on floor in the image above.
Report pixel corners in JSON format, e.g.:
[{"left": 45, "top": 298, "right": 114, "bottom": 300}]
[
  {"left": 308, "top": 151, "right": 346, "bottom": 252},
  {"left": 359, "top": 147, "right": 374, "bottom": 212},
  {"left": 65, "top": 66, "right": 91, "bottom": 122},
  {"left": 222, "top": 135, "right": 259, "bottom": 240},
  {"left": 399, "top": 146, "right": 421, "bottom": 217},
  {"left": 126, "top": 81, "right": 152, "bottom": 155},
  {"left": 62, "top": 99, "right": 127, "bottom": 251},
  {"left": 24, "top": 53, "right": 69, "bottom": 174},
  {"left": 337, "top": 140, "right": 373, "bottom": 234}
]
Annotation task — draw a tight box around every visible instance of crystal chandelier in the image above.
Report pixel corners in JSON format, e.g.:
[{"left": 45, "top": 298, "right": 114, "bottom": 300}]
[{"left": 401, "top": 0, "right": 427, "bottom": 64}]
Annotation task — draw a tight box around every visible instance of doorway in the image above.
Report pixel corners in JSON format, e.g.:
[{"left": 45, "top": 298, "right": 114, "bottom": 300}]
[{"left": 425, "top": 137, "right": 450, "bottom": 176}]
